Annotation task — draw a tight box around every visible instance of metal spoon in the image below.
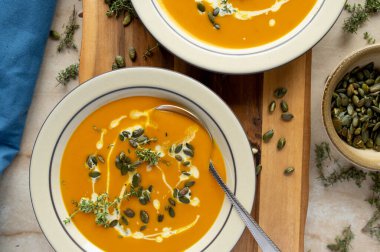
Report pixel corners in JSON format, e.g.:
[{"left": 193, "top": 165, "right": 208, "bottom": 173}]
[{"left": 155, "top": 105, "right": 280, "bottom": 252}]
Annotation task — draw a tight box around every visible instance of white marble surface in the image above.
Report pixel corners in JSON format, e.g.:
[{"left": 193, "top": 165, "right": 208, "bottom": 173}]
[{"left": 0, "top": 0, "right": 379, "bottom": 251}]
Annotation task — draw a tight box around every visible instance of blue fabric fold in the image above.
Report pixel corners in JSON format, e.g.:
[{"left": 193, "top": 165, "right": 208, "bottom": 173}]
[{"left": 0, "top": 0, "right": 56, "bottom": 172}]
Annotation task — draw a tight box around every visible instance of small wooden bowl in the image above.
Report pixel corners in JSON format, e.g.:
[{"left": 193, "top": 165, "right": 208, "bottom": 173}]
[{"left": 322, "top": 44, "right": 380, "bottom": 171}]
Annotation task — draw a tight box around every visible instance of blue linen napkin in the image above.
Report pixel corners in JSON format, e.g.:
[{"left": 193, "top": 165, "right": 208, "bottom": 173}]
[{"left": 0, "top": 0, "right": 56, "bottom": 172}]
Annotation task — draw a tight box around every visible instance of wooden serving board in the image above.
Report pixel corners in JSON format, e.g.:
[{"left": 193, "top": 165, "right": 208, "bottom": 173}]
[{"left": 79, "top": 1, "right": 311, "bottom": 251}]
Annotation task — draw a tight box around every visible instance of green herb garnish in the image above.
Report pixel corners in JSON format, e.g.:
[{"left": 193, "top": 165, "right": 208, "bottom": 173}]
[
  {"left": 363, "top": 31, "right": 376, "bottom": 44},
  {"left": 105, "top": 0, "right": 137, "bottom": 18},
  {"left": 58, "top": 6, "right": 80, "bottom": 52},
  {"left": 56, "top": 63, "right": 79, "bottom": 86},
  {"left": 343, "top": 0, "right": 380, "bottom": 34},
  {"left": 327, "top": 226, "right": 354, "bottom": 252},
  {"left": 136, "top": 147, "right": 161, "bottom": 166}
]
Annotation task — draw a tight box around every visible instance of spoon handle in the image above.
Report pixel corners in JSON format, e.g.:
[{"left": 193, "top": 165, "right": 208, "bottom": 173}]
[{"left": 209, "top": 162, "right": 281, "bottom": 252}]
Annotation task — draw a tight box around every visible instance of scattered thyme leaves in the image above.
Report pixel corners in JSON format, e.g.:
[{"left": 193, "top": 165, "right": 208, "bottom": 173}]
[
  {"left": 315, "top": 142, "right": 367, "bottom": 187},
  {"left": 57, "top": 6, "right": 80, "bottom": 52},
  {"left": 363, "top": 31, "right": 376, "bottom": 44},
  {"left": 143, "top": 43, "right": 159, "bottom": 60},
  {"left": 56, "top": 63, "right": 79, "bottom": 86},
  {"left": 105, "top": 0, "right": 137, "bottom": 18},
  {"left": 327, "top": 226, "right": 354, "bottom": 252},
  {"left": 136, "top": 147, "right": 161, "bottom": 166},
  {"left": 343, "top": 0, "right": 380, "bottom": 34}
]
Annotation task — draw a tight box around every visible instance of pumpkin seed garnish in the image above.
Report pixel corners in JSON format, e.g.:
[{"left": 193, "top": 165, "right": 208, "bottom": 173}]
[
  {"left": 181, "top": 171, "right": 191, "bottom": 176},
  {"left": 121, "top": 216, "right": 128, "bottom": 225},
  {"left": 179, "top": 187, "right": 189, "bottom": 196},
  {"left": 263, "top": 129, "right": 274, "bottom": 143},
  {"left": 140, "top": 225, "right": 147, "bottom": 231},
  {"left": 168, "top": 198, "right": 176, "bottom": 206},
  {"left": 197, "top": 2, "right": 206, "bottom": 12},
  {"left": 97, "top": 155, "right": 105, "bottom": 163},
  {"left": 185, "top": 181, "right": 195, "bottom": 187},
  {"left": 281, "top": 113, "right": 294, "bottom": 122},
  {"left": 173, "top": 188, "right": 179, "bottom": 198},
  {"left": 284, "top": 167, "right": 295, "bottom": 176},
  {"left": 140, "top": 210, "right": 149, "bottom": 224},
  {"left": 175, "top": 155, "right": 182, "bottom": 161},
  {"left": 280, "top": 100, "right": 289, "bottom": 112},
  {"left": 182, "top": 161, "right": 191, "bottom": 167},
  {"left": 124, "top": 208, "right": 135, "bottom": 218},
  {"left": 123, "top": 13, "right": 132, "bottom": 26},
  {"left": 213, "top": 7, "right": 220, "bottom": 16},
  {"left": 168, "top": 206, "right": 175, "bottom": 217},
  {"left": 109, "top": 219, "right": 118, "bottom": 228},
  {"left": 175, "top": 144, "right": 182, "bottom": 153},
  {"left": 132, "top": 173, "right": 141, "bottom": 187},
  {"left": 179, "top": 197, "right": 190, "bottom": 204},
  {"left": 277, "top": 137, "right": 286, "bottom": 150},
  {"left": 158, "top": 214, "right": 164, "bottom": 222},
  {"left": 132, "top": 128, "right": 144, "bottom": 138},
  {"left": 185, "top": 143, "right": 194, "bottom": 151},
  {"left": 269, "top": 100, "right": 276, "bottom": 113},
  {"left": 89, "top": 171, "right": 101, "bottom": 178},
  {"left": 86, "top": 155, "right": 98, "bottom": 169},
  {"left": 183, "top": 149, "right": 194, "bottom": 157},
  {"left": 274, "top": 87, "right": 288, "bottom": 98}
]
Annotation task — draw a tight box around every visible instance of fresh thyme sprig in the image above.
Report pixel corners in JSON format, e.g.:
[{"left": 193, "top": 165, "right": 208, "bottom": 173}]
[
  {"left": 63, "top": 193, "right": 121, "bottom": 227},
  {"left": 143, "top": 43, "right": 160, "bottom": 60},
  {"left": 327, "top": 226, "right": 354, "bottom": 252},
  {"left": 56, "top": 63, "right": 79, "bottom": 86},
  {"left": 57, "top": 6, "right": 80, "bottom": 52},
  {"left": 105, "top": 0, "right": 137, "bottom": 18},
  {"left": 136, "top": 147, "right": 161, "bottom": 165},
  {"left": 343, "top": 0, "right": 380, "bottom": 34},
  {"left": 314, "top": 142, "right": 367, "bottom": 187}
]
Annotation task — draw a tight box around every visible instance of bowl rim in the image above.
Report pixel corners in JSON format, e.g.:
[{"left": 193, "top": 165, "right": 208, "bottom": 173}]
[
  {"left": 322, "top": 44, "right": 380, "bottom": 171},
  {"left": 29, "top": 67, "right": 256, "bottom": 251},
  {"left": 131, "top": 0, "right": 345, "bottom": 74}
]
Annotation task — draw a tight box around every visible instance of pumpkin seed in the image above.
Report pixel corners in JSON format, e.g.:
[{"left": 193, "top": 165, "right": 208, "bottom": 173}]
[
  {"left": 186, "top": 143, "right": 194, "bottom": 151},
  {"left": 128, "top": 47, "right": 136, "bottom": 62},
  {"left": 173, "top": 188, "right": 179, "bottom": 198},
  {"left": 197, "top": 2, "right": 205, "bottom": 12},
  {"left": 182, "top": 161, "right": 191, "bottom": 167},
  {"left": 123, "top": 13, "right": 132, "bottom": 26},
  {"left": 89, "top": 171, "right": 101, "bottom": 178},
  {"left": 263, "top": 129, "right": 274, "bottom": 143},
  {"left": 168, "top": 206, "right": 175, "bottom": 217},
  {"left": 179, "top": 187, "right": 189, "bottom": 196},
  {"left": 175, "top": 144, "right": 182, "bottom": 153},
  {"left": 274, "top": 87, "right": 287, "bottom": 98},
  {"left": 175, "top": 155, "right": 182, "bottom": 161},
  {"left": 277, "top": 137, "right": 286, "bottom": 150},
  {"left": 109, "top": 219, "right": 118, "bottom": 227},
  {"left": 179, "top": 197, "right": 190, "bottom": 204},
  {"left": 185, "top": 181, "right": 195, "bottom": 187},
  {"left": 182, "top": 171, "right": 191, "bottom": 176},
  {"left": 86, "top": 155, "right": 98, "bottom": 169},
  {"left": 158, "top": 214, "right": 164, "bottom": 222},
  {"left": 284, "top": 167, "right": 295, "bottom": 176},
  {"left": 268, "top": 101, "right": 276, "bottom": 113},
  {"left": 132, "top": 128, "right": 144, "bottom": 138},
  {"left": 183, "top": 149, "right": 194, "bottom": 157},
  {"left": 280, "top": 100, "right": 288, "bottom": 112},
  {"left": 168, "top": 198, "right": 176, "bottom": 206},
  {"left": 281, "top": 113, "right": 294, "bottom": 121},
  {"left": 124, "top": 208, "right": 135, "bottom": 218},
  {"left": 121, "top": 216, "right": 128, "bottom": 225},
  {"left": 132, "top": 173, "right": 141, "bottom": 187},
  {"left": 140, "top": 225, "right": 147, "bottom": 231},
  {"left": 213, "top": 7, "right": 220, "bottom": 16},
  {"left": 140, "top": 210, "right": 149, "bottom": 224}
]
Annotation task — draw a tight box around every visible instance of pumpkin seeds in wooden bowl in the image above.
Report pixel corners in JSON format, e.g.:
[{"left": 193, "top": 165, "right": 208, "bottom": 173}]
[{"left": 322, "top": 45, "right": 380, "bottom": 171}]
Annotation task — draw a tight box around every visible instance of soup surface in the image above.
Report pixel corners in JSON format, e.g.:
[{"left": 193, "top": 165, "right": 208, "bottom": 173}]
[
  {"left": 60, "top": 96, "right": 227, "bottom": 251},
  {"left": 157, "top": 0, "right": 317, "bottom": 49}
]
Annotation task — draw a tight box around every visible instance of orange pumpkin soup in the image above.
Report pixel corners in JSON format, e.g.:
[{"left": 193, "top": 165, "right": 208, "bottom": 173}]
[
  {"left": 60, "top": 96, "right": 227, "bottom": 251},
  {"left": 157, "top": 0, "right": 317, "bottom": 49}
]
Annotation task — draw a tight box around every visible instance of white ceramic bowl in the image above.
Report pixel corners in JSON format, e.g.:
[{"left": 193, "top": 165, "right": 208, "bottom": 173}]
[
  {"left": 30, "top": 68, "right": 255, "bottom": 251},
  {"left": 132, "top": 0, "right": 345, "bottom": 74}
]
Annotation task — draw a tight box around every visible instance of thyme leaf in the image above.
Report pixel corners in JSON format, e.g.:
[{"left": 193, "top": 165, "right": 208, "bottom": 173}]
[
  {"left": 363, "top": 31, "right": 376, "bottom": 44},
  {"left": 343, "top": 0, "right": 380, "bottom": 34},
  {"left": 105, "top": 0, "right": 137, "bottom": 18},
  {"left": 57, "top": 6, "right": 80, "bottom": 52},
  {"left": 327, "top": 226, "right": 354, "bottom": 252},
  {"left": 56, "top": 63, "right": 79, "bottom": 86},
  {"left": 314, "top": 142, "right": 367, "bottom": 187},
  {"left": 143, "top": 43, "right": 159, "bottom": 60},
  {"left": 136, "top": 147, "right": 161, "bottom": 166}
]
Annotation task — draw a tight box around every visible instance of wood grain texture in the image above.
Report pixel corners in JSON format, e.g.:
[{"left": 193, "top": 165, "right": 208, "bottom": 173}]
[{"left": 79, "top": 1, "right": 310, "bottom": 251}]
